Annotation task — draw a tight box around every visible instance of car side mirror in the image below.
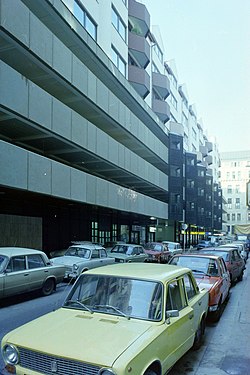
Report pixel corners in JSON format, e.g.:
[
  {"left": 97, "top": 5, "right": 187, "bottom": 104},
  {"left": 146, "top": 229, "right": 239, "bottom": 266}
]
[{"left": 166, "top": 309, "right": 179, "bottom": 318}]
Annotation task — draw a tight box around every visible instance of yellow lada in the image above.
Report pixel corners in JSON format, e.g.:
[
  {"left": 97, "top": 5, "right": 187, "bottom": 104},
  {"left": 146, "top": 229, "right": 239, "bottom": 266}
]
[{"left": 1, "top": 263, "right": 208, "bottom": 375}]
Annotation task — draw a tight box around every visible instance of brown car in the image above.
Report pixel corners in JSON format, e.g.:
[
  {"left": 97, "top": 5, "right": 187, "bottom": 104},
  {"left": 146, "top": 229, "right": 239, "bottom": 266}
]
[
  {"left": 199, "top": 247, "right": 245, "bottom": 284},
  {"left": 144, "top": 242, "right": 171, "bottom": 263}
]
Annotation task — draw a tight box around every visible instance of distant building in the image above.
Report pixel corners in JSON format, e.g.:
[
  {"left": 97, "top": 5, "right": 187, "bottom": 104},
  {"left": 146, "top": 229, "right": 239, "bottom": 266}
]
[{"left": 220, "top": 150, "right": 250, "bottom": 235}]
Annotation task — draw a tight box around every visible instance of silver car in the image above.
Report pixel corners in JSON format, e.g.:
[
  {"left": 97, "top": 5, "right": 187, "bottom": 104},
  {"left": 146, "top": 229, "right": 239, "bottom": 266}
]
[
  {"left": 0, "top": 247, "right": 65, "bottom": 298},
  {"left": 51, "top": 242, "right": 115, "bottom": 280}
]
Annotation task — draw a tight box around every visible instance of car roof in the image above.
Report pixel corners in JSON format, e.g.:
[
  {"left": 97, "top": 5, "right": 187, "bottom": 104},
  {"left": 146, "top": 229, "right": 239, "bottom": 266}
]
[
  {"left": 172, "top": 253, "right": 221, "bottom": 260},
  {"left": 0, "top": 247, "right": 45, "bottom": 257},
  {"left": 83, "top": 263, "right": 191, "bottom": 282},
  {"left": 70, "top": 242, "right": 104, "bottom": 249},
  {"left": 199, "top": 247, "right": 231, "bottom": 253}
]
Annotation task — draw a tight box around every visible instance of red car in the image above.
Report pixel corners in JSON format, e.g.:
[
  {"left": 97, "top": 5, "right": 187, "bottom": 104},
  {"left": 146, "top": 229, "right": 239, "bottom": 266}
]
[
  {"left": 199, "top": 247, "right": 245, "bottom": 284},
  {"left": 170, "top": 254, "right": 231, "bottom": 322},
  {"left": 144, "top": 242, "right": 171, "bottom": 263}
]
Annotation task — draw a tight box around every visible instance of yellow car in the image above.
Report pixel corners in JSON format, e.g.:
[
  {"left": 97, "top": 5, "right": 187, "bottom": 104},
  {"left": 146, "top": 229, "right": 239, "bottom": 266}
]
[{"left": 1, "top": 263, "right": 208, "bottom": 375}]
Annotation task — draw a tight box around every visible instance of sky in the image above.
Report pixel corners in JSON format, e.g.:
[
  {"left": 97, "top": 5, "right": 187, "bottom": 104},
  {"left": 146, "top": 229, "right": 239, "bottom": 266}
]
[{"left": 141, "top": 0, "right": 250, "bottom": 153}]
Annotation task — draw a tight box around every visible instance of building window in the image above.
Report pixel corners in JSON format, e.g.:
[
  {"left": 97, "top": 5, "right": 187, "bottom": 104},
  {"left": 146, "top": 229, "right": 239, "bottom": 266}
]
[
  {"left": 232, "top": 213, "right": 235, "bottom": 221},
  {"left": 152, "top": 43, "right": 163, "bottom": 63},
  {"left": 235, "top": 198, "right": 240, "bottom": 209},
  {"left": 111, "top": 46, "right": 126, "bottom": 76},
  {"left": 227, "top": 198, "right": 232, "bottom": 209},
  {"left": 235, "top": 185, "right": 240, "bottom": 193},
  {"left": 152, "top": 63, "right": 160, "bottom": 73},
  {"left": 198, "top": 188, "right": 205, "bottom": 196},
  {"left": 227, "top": 213, "right": 230, "bottom": 221},
  {"left": 92, "top": 221, "right": 98, "bottom": 242},
  {"left": 112, "top": 6, "right": 126, "bottom": 41},
  {"left": 170, "top": 92, "right": 178, "bottom": 110},
  {"left": 73, "top": 1, "right": 97, "bottom": 40},
  {"left": 198, "top": 169, "right": 205, "bottom": 177},
  {"left": 237, "top": 213, "right": 241, "bottom": 221},
  {"left": 171, "top": 140, "right": 181, "bottom": 150},
  {"left": 227, "top": 185, "right": 232, "bottom": 194}
]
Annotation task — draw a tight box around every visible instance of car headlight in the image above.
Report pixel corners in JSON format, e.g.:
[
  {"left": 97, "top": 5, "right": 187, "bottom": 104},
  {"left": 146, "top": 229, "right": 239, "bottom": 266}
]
[
  {"left": 2, "top": 344, "right": 19, "bottom": 365},
  {"left": 99, "top": 369, "right": 116, "bottom": 375},
  {"left": 73, "top": 264, "right": 79, "bottom": 271}
]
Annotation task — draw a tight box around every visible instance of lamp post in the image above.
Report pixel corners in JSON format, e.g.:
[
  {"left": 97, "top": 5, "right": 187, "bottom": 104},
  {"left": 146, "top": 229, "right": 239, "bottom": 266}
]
[{"left": 181, "top": 223, "right": 188, "bottom": 252}]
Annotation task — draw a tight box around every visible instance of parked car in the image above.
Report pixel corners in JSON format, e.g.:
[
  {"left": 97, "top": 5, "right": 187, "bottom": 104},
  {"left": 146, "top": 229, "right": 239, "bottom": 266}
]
[
  {"left": 144, "top": 242, "right": 171, "bottom": 263},
  {"left": 51, "top": 242, "right": 115, "bottom": 280},
  {"left": 196, "top": 240, "right": 212, "bottom": 250},
  {"left": 162, "top": 241, "right": 183, "bottom": 255},
  {"left": 107, "top": 243, "right": 148, "bottom": 263},
  {"left": 103, "top": 241, "right": 126, "bottom": 252},
  {"left": 199, "top": 247, "right": 245, "bottom": 284},
  {"left": 0, "top": 247, "right": 65, "bottom": 298},
  {"left": 169, "top": 254, "right": 230, "bottom": 321},
  {"left": 1, "top": 263, "right": 208, "bottom": 375}
]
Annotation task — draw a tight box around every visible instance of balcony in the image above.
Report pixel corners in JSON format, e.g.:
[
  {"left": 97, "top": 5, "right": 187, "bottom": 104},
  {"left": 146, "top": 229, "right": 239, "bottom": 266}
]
[
  {"left": 152, "top": 98, "right": 170, "bottom": 123},
  {"left": 199, "top": 145, "right": 208, "bottom": 157},
  {"left": 128, "top": 31, "right": 150, "bottom": 69},
  {"left": 205, "top": 141, "right": 213, "bottom": 153},
  {"left": 205, "top": 154, "right": 213, "bottom": 165},
  {"left": 128, "top": 0, "right": 150, "bottom": 38},
  {"left": 152, "top": 72, "right": 170, "bottom": 100},
  {"left": 128, "top": 65, "right": 150, "bottom": 99}
]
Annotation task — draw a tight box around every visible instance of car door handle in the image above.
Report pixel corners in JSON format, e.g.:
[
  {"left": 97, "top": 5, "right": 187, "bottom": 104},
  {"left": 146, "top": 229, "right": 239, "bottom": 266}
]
[
  {"left": 44, "top": 270, "right": 49, "bottom": 273},
  {"left": 189, "top": 313, "right": 194, "bottom": 320},
  {"left": 198, "top": 301, "right": 202, "bottom": 305},
  {"left": 24, "top": 273, "right": 29, "bottom": 277}
]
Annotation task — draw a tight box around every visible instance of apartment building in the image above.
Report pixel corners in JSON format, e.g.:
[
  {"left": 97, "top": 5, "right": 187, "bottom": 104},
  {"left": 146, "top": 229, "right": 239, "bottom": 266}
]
[
  {"left": 0, "top": 0, "right": 222, "bottom": 251},
  {"left": 220, "top": 150, "right": 250, "bottom": 235}
]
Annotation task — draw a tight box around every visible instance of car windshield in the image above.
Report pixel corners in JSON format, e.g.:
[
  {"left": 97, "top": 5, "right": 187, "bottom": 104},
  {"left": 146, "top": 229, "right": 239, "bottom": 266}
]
[
  {"left": 0, "top": 255, "right": 8, "bottom": 273},
  {"left": 171, "top": 256, "right": 219, "bottom": 276},
  {"left": 110, "top": 245, "right": 134, "bottom": 255},
  {"left": 63, "top": 274, "right": 163, "bottom": 321},
  {"left": 65, "top": 247, "right": 91, "bottom": 259}
]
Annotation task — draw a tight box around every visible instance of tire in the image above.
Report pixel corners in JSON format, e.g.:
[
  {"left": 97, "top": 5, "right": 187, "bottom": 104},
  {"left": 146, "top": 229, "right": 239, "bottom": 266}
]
[
  {"left": 144, "top": 370, "right": 157, "bottom": 375},
  {"left": 193, "top": 316, "right": 205, "bottom": 350},
  {"left": 238, "top": 270, "right": 244, "bottom": 282},
  {"left": 211, "top": 300, "right": 222, "bottom": 323},
  {"left": 41, "top": 278, "right": 55, "bottom": 296}
]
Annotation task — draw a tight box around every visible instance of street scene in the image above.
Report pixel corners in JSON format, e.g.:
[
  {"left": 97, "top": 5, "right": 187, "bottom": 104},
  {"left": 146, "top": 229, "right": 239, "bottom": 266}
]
[
  {"left": 1, "top": 0, "right": 250, "bottom": 374},
  {"left": 0, "top": 251, "right": 249, "bottom": 374}
]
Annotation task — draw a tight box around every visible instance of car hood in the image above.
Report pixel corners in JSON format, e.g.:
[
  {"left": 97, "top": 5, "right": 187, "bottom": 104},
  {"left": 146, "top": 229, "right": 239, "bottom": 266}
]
[
  {"left": 194, "top": 274, "right": 219, "bottom": 291},
  {"left": 51, "top": 256, "right": 87, "bottom": 266},
  {"left": 4, "top": 309, "right": 152, "bottom": 367},
  {"left": 144, "top": 250, "right": 161, "bottom": 255}
]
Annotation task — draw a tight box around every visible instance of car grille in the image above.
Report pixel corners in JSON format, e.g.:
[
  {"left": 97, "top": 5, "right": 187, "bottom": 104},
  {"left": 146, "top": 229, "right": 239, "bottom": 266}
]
[{"left": 18, "top": 347, "right": 101, "bottom": 375}]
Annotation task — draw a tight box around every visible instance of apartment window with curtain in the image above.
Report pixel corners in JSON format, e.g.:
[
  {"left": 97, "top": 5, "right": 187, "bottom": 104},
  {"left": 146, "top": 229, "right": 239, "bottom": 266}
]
[
  {"left": 227, "top": 185, "right": 232, "bottom": 194},
  {"left": 227, "top": 198, "right": 232, "bottom": 209},
  {"left": 237, "top": 213, "right": 241, "bottom": 221}
]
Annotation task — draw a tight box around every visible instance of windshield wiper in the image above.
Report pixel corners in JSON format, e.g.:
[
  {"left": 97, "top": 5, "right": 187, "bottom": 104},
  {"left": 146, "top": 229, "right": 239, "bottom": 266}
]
[
  {"left": 64, "top": 299, "right": 93, "bottom": 313},
  {"left": 192, "top": 269, "right": 210, "bottom": 277},
  {"left": 93, "top": 304, "right": 130, "bottom": 319}
]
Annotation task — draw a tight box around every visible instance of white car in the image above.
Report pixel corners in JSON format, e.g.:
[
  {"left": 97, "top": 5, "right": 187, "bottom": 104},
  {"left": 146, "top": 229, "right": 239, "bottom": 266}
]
[
  {"left": 51, "top": 242, "right": 115, "bottom": 280},
  {"left": 0, "top": 247, "right": 65, "bottom": 298},
  {"left": 162, "top": 241, "right": 183, "bottom": 256}
]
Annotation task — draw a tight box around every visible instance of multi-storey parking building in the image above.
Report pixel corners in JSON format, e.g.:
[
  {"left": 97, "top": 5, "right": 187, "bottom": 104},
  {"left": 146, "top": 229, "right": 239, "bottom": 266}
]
[{"left": 0, "top": 0, "right": 222, "bottom": 252}]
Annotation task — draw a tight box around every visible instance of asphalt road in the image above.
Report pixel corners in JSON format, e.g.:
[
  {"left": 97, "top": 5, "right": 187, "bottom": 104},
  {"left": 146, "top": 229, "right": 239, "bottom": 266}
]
[{"left": 0, "top": 260, "right": 249, "bottom": 374}]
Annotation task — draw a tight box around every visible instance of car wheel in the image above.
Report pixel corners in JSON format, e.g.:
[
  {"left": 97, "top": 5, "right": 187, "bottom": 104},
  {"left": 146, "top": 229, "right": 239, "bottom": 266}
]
[
  {"left": 237, "top": 270, "right": 244, "bottom": 282},
  {"left": 193, "top": 316, "right": 205, "bottom": 350},
  {"left": 41, "top": 278, "right": 55, "bottom": 296},
  {"left": 144, "top": 370, "right": 158, "bottom": 375},
  {"left": 211, "top": 299, "right": 223, "bottom": 323}
]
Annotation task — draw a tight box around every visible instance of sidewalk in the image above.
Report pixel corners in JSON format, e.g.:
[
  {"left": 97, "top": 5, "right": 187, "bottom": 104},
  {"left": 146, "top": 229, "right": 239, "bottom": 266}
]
[{"left": 171, "top": 258, "right": 250, "bottom": 375}]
